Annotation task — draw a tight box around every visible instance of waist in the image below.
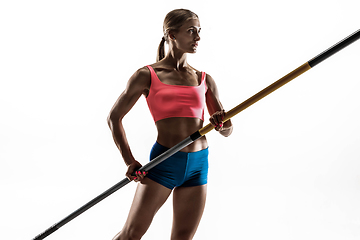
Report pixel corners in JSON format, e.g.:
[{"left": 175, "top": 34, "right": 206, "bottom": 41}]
[
  {"left": 155, "top": 117, "right": 208, "bottom": 152},
  {"left": 151, "top": 141, "right": 209, "bottom": 158}
]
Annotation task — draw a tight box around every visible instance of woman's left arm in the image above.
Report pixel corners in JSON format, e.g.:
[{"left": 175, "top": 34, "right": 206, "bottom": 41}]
[{"left": 205, "top": 73, "right": 233, "bottom": 137}]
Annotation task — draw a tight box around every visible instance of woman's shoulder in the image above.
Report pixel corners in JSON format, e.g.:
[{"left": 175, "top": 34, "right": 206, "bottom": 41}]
[
  {"left": 127, "top": 66, "right": 151, "bottom": 88},
  {"left": 137, "top": 65, "right": 151, "bottom": 74}
]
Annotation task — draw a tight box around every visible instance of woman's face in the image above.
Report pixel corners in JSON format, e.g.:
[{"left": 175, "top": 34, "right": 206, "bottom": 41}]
[{"left": 172, "top": 18, "right": 201, "bottom": 53}]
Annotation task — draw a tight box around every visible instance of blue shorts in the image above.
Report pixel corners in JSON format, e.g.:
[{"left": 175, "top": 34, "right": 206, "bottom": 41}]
[{"left": 147, "top": 142, "right": 209, "bottom": 190}]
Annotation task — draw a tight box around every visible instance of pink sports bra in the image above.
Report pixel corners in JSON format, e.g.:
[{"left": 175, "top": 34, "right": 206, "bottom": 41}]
[{"left": 145, "top": 65, "right": 207, "bottom": 123}]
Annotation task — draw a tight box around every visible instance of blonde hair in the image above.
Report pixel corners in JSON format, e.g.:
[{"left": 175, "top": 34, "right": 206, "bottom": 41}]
[{"left": 156, "top": 9, "right": 199, "bottom": 62}]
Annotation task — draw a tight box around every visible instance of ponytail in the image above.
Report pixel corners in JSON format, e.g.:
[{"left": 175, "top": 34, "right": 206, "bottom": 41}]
[{"left": 156, "top": 37, "right": 166, "bottom": 62}]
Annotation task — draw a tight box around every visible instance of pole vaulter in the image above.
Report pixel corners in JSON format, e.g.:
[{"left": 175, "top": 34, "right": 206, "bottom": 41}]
[{"left": 32, "top": 29, "right": 360, "bottom": 240}]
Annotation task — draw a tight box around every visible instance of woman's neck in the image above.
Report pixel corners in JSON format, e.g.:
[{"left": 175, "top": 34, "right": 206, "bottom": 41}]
[{"left": 164, "top": 48, "right": 188, "bottom": 71}]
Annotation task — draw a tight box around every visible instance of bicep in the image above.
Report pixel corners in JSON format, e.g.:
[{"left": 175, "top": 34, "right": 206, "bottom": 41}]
[
  {"left": 205, "top": 74, "right": 224, "bottom": 115},
  {"left": 205, "top": 74, "right": 233, "bottom": 128}
]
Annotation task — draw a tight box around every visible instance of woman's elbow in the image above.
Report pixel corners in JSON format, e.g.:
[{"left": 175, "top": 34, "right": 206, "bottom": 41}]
[{"left": 107, "top": 111, "right": 122, "bottom": 128}]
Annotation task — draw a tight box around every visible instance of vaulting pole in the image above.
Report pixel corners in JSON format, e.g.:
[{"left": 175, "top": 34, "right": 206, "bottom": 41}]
[{"left": 32, "top": 29, "right": 360, "bottom": 240}]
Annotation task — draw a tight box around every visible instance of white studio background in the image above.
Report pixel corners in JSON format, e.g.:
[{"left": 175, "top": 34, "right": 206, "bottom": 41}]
[{"left": 1, "top": 0, "right": 359, "bottom": 239}]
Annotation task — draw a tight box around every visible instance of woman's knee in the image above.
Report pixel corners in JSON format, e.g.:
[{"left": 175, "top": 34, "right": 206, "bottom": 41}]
[
  {"left": 125, "top": 225, "right": 146, "bottom": 240},
  {"left": 112, "top": 225, "right": 145, "bottom": 240},
  {"left": 171, "top": 229, "right": 195, "bottom": 240}
]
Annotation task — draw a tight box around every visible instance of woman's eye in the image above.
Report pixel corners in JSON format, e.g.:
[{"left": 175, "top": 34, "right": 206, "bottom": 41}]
[{"left": 188, "top": 28, "right": 200, "bottom": 34}]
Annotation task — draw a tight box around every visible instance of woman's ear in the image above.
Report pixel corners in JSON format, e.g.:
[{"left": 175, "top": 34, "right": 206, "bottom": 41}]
[{"left": 168, "top": 31, "right": 176, "bottom": 41}]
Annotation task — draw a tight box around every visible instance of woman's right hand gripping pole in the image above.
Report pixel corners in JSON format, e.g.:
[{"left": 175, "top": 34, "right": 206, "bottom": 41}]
[{"left": 126, "top": 160, "right": 148, "bottom": 182}]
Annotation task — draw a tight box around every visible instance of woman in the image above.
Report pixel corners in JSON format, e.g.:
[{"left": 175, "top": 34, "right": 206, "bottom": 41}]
[{"left": 108, "top": 9, "right": 233, "bottom": 240}]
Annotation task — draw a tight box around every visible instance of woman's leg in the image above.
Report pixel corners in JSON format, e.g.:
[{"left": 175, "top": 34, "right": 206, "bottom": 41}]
[
  {"left": 112, "top": 177, "right": 172, "bottom": 240},
  {"left": 171, "top": 184, "right": 207, "bottom": 240}
]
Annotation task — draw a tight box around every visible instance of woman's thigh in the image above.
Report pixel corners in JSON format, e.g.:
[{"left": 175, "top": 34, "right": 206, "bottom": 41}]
[
  {"left": 116, "top": 177, "right": 172, "bottom": 239},
  {"left": 171, "top": 184, "right": 207, "bottom": 240}
]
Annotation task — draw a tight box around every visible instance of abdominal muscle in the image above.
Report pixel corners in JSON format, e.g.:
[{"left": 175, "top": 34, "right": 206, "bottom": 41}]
[{"left": 155, "top": 117, "right": 208, "bottom": 152}]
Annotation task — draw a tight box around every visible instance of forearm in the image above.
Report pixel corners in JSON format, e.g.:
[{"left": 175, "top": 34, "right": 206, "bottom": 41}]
[{"left": 108, "top": 118, "right": 136, "bottom": 166}]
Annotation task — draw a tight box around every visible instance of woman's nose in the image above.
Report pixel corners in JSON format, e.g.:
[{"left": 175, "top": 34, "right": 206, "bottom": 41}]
[{"left": 194, "top": 33, "right": 200, "bottom": 41}]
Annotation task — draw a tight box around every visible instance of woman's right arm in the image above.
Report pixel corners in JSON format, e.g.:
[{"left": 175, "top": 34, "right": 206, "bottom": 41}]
[{"left": 107, "top": 67, "right": 150, "bottom": 180}]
